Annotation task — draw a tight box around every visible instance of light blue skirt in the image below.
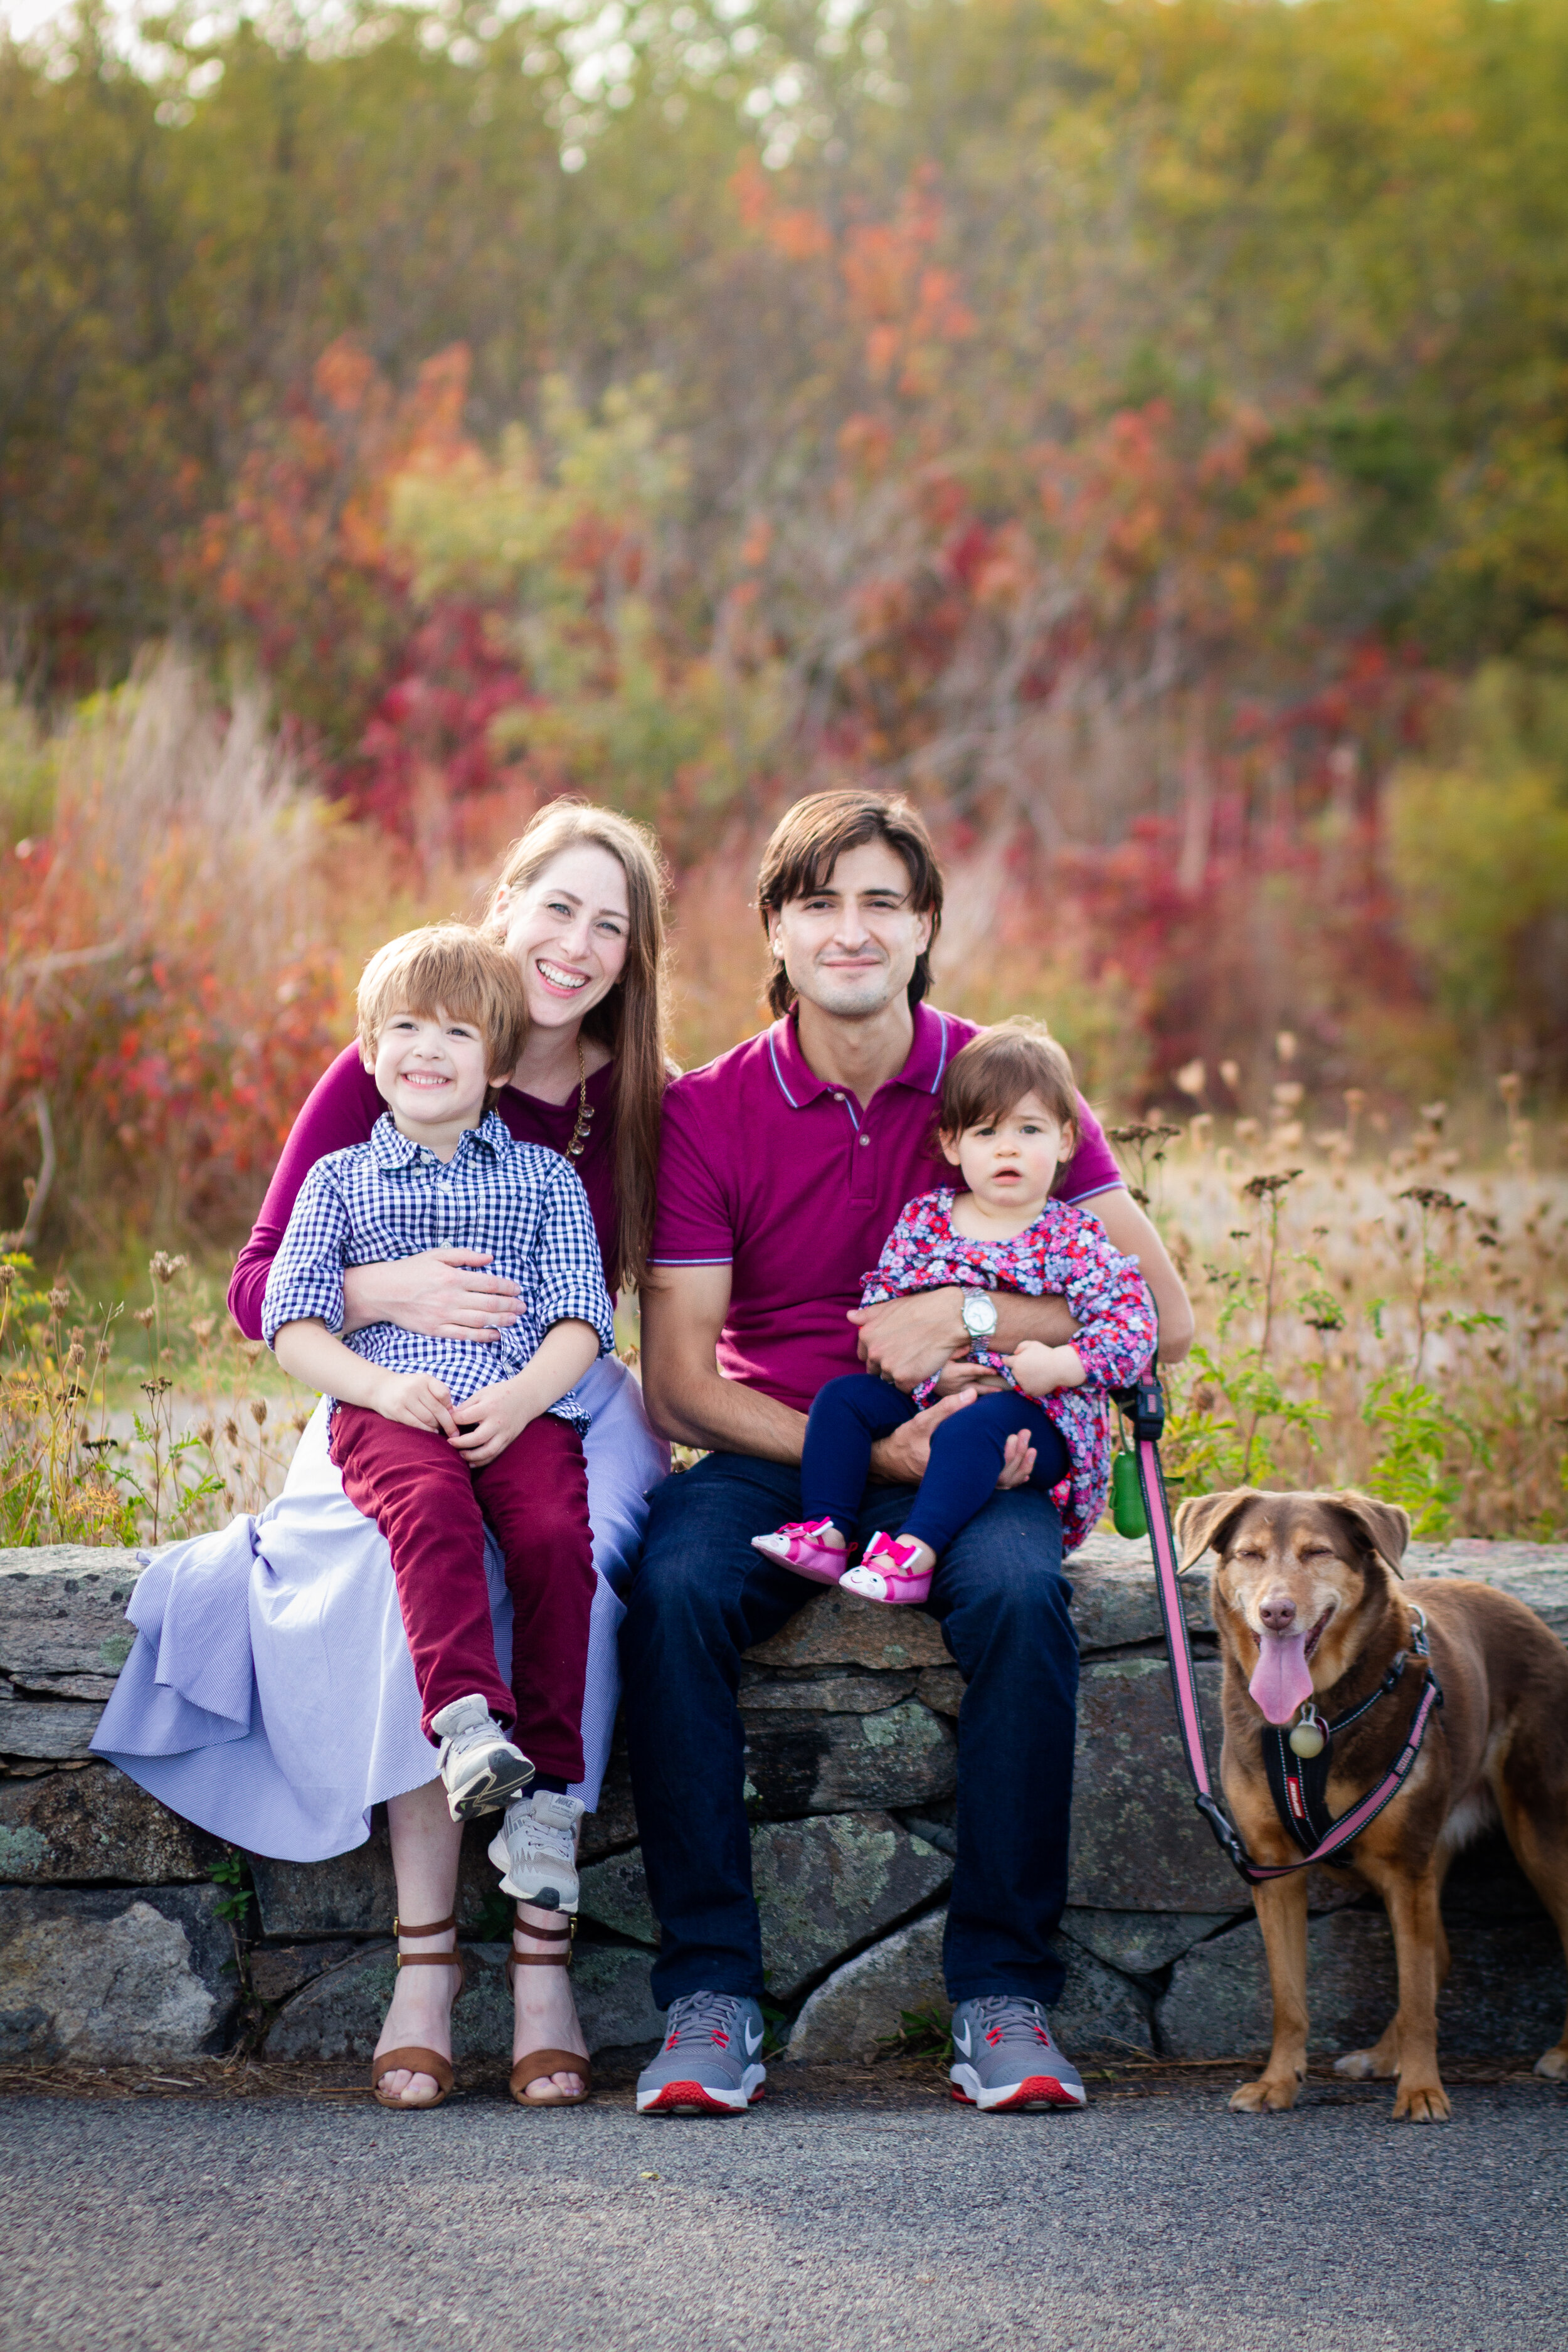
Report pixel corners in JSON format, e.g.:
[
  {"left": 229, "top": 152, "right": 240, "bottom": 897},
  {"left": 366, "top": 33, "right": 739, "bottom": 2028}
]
[{"left": 92, "top": 1355, "right": 668, "bottom": 1862}]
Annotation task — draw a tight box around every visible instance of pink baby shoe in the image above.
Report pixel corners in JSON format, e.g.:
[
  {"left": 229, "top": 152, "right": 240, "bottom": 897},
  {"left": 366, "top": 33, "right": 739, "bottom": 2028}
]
[
  {"left": 839, "top": 1532, "right": 933, "bottom": 1607},
  {"left": 751, "top": 1519, "right": 850, "bottom": 1586}
]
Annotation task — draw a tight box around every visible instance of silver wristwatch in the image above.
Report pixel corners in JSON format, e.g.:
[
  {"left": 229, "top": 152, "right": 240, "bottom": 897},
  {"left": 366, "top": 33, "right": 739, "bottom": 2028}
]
[{"left": 960, "top": 1291, "right": 999, "bottom": 1350}]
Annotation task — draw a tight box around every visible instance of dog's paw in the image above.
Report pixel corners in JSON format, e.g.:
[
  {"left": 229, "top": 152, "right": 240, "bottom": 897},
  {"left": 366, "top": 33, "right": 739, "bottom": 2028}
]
[
  {"left": 1532, "top": 2045, "right": 1568, "bottom": 2082},
  {"left": 1392, "top": 2079, "right": 1451, "bottom": 2123},
  {"left": 1229, "top": 2075, "right": 1300, "bottom": 2114}
]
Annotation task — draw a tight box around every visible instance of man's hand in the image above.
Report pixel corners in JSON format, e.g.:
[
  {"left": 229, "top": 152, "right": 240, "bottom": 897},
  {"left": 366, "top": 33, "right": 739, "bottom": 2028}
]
[
  {"left": 448, "top": 1375, "right": 539, "bottom": 1469},
  {"left": 850, "top": 1286, "right": 1080, "bottom": 1389},
  {"left": 367, "top": 1369, "right": 458, "bottom": 1437},
  {"left": 849, "top": 1288, "right": 966, "bottom": 1391},
  {"left": 867, "top": 1387, "right": 1038, "bottom": 1487}
]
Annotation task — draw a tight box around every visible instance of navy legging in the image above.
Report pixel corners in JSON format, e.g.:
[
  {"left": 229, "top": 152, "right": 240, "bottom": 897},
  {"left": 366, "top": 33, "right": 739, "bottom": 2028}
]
[{"left": 801, "top": 1372, "right": 1071, "bottom": 1557}]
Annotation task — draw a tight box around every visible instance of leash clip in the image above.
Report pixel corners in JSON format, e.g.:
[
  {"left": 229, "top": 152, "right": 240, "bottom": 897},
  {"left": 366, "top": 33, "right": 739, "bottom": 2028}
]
[
  {"left": 1114, "top": 1371, "right": 1166, "bottom": 1444},
  {"left": 1408, "top": 1606, "right": 1429, "bottom": 1658},
  {"left": 1194, "top": 1791, "right": 1251, "bottom": 1878}
]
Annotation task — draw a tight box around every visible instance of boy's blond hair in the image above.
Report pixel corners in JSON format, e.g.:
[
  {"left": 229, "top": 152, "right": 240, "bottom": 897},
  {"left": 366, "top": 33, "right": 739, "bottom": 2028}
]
[
  {"left": 356, "top": 924, "right": 529, "bottom": 1086},
  {"left": 940, "top": 1017, "right": 1079, "bottom": 1145}
]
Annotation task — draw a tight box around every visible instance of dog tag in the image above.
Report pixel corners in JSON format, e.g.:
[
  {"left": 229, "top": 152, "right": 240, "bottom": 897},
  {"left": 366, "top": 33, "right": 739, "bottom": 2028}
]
[{"left": 1288, "top": 1715, "right": 1327, "bottom": 1759}]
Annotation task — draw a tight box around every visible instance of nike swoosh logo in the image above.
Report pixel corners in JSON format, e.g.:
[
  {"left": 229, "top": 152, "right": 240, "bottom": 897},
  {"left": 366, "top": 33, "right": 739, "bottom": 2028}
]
[
  {"left": 953, "top": 2025, "right": 971, "bottom": 2055},
  {"left": 744, "top": 2025, "right": 763, "bottom": 2055}
]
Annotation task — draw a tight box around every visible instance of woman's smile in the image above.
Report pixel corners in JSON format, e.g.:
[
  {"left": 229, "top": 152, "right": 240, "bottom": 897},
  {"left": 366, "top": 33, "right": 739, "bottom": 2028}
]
[{"left": 536, "top": 958, "right": 591, "bottom": 997}]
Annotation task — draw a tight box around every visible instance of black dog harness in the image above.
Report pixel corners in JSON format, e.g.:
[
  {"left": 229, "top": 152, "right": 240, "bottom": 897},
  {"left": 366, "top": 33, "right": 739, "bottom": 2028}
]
[
  {"left": 1113, "top": 1370, "right": 1444, "bottom": 1885},
  {"left": 1261, "top": 1615, "right": 1439, "bottom": 1855}
]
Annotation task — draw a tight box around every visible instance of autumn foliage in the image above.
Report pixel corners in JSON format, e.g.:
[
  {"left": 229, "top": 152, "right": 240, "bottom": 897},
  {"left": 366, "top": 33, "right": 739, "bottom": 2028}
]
[
  {"left": 3, "top": 0, "right": 1568, "bottom": 1250},
  {"left": 0, "top": 667, "right": 347, "bottom": 1244}
]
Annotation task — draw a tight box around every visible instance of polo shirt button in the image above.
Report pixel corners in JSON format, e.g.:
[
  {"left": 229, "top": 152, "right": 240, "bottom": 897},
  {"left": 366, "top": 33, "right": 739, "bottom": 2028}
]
[{"left": 859, "top": 1134, "right": 870, "bottom": 1147}]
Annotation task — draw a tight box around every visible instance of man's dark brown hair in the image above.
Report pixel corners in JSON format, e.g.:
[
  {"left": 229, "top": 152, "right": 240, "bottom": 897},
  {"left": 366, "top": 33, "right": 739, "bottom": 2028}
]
[
  {"left": 756, "top": 790, "right": 945, "bottom": 1019},
  {"left": 940, "top": 1019, "right": 1079, "bottom": 1152}
]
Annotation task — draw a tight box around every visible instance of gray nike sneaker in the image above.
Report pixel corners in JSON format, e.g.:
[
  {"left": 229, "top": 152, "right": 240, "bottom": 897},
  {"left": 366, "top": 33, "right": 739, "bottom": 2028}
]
[
  {"left": 949, "top": 1996, "right": 1087, "bottom": 2112},
  {"left": 635, "top": 1992, "right": 768, "bottom": 2116},
  {"left": 488, "top": 1790, "right": 585, "bottom": 1910},
  {"left": 430, "top": 1693, "right": 533, "bottom": 1822}
]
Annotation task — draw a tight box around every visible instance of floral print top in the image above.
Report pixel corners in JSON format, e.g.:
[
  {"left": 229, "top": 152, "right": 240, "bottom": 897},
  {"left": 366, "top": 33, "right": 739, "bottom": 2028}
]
[{"left": 859, "top": 1188, "right": 1158, "bottom": 1552}]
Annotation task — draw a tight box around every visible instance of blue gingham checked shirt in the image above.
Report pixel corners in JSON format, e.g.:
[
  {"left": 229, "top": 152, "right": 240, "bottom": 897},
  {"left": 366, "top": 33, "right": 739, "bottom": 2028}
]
[{"left": 261, "top": 1111, "right": 615, "bottom": 1430}]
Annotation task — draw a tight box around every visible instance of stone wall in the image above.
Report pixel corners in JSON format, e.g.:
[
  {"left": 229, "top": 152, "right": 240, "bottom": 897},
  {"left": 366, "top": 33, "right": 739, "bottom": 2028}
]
[{"left": 2, "top": 1534, "right": 1564, "bottom": 2069}]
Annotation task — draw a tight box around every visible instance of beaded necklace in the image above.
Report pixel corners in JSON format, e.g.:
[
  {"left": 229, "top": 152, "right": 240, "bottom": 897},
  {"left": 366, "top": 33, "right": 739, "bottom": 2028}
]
[{"left": 566, "top": 1041, "right": 594, "bottom": 1160}]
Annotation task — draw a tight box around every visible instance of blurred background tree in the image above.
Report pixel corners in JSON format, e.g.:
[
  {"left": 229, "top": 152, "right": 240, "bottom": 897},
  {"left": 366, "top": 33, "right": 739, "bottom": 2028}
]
[{"left": 3, "top": 0, "right": 1568, "bottom": 1249}]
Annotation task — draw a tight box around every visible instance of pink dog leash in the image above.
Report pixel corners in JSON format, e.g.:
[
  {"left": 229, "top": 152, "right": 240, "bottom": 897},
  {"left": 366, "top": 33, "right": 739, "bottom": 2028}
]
[{"left": 1115, "top": 1370, "right": 1443, "bottom": 1885}]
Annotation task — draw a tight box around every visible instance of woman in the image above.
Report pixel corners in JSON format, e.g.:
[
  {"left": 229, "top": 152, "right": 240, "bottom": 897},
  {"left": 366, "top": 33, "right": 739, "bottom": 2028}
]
[{"left": 96, "top": 802, "right": 671, "bottom": 2107}]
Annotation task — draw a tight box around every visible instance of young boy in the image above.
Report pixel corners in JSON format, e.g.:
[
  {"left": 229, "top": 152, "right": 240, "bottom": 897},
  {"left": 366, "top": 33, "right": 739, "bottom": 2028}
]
[{"left": 262, "top": 924, "right": 614, "bottom": 1895}]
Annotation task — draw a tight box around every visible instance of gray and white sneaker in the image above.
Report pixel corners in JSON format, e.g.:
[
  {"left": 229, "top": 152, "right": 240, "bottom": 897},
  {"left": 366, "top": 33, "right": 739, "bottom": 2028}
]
[
  {"left": 635, "top": 1992, "right": 768, "bottom": 2116},
  {"left": 430, "top": 1693, "right": 534, "bottom": 1822},
  {"left": 949, "top": 1996, "right": 1087, "bottom": 2112},
  {"left": 487, "top": 1790, "right": 586, "bottom": 1910}
]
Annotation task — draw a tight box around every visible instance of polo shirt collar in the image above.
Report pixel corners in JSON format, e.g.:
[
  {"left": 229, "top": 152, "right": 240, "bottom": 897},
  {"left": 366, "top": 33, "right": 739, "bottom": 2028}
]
[
  {"left": 767, "top": 1000, "right": 954, "bottom": 1110},
  {"left": 371, "top": 1110, "right": 507, "bottom": 1169}
]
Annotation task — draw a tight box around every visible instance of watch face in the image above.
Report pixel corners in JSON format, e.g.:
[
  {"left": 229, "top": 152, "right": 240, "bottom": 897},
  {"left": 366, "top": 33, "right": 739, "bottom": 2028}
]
[{"left": 962, "top": 1295, "right": 997, "bottom": 1335}]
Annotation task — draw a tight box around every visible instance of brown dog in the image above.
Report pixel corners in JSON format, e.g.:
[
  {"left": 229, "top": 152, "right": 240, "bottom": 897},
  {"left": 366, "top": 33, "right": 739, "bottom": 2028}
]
[{"left": 1174, "top": 1486, "right": 1568, "bottom": 2121}]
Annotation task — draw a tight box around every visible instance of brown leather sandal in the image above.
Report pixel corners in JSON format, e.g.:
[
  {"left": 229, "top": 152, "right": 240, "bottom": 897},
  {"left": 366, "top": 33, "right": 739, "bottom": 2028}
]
[
  {"left": 370, "top": 1911, "right": 465, "bottom": 2109},
  {"left": 505, "top": 1909, "right": 593, "bottom": 2107}
]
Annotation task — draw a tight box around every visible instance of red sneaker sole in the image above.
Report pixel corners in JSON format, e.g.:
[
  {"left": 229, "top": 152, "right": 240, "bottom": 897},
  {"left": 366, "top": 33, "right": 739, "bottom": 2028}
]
[
  {"left": 638, "top": 2080, "right": 766, "bottom": 2116},
  {"left": 951, "top": 2077, "right": 1085, "bottom": 2112}
]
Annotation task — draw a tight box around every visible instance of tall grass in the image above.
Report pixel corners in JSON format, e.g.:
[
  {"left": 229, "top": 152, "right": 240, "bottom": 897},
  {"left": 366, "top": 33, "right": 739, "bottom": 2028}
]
[
  {"left": 1, "top": 654, "right": 355, "bottom": 1246},
  {"left": 1145, "top": 1106, "right": 1566, "bottom": 1540},
  {"left": 0, "top": 1250, "right": 314, "bottom": 1548}
]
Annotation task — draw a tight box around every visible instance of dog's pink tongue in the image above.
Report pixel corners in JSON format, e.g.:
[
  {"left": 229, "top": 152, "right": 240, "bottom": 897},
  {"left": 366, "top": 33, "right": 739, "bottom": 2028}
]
[{"left": 1250, "top": 1629, "right": 1314, "bottom": 1725}]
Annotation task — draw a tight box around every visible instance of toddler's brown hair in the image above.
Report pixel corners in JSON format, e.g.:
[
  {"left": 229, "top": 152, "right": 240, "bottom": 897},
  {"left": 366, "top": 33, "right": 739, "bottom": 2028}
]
[
  {"left": 940, "top": 1017, "right": 1079, "bottom": 1148},
  {"left": 356, "top": 924, "right": 529, "bottom": 1089}
]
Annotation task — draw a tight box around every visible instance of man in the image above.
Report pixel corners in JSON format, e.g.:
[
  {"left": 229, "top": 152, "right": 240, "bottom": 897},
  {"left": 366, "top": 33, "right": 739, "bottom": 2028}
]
[{"left": 624, "top": 790, "right": 1192, "bottom": 2115}]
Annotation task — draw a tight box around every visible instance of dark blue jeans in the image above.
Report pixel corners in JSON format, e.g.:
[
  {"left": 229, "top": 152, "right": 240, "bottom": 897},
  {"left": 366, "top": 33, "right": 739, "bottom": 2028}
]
[
  {"left": 620, "top": 1448, "right": 1079, "bottom": 2011},
  {"left": 802, "top": 1374, "right": 1071, "bottom": 1556}
]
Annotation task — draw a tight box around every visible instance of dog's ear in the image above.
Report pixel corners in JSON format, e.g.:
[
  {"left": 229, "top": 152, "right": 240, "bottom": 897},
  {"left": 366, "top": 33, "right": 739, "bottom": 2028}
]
[
  {"left": 1322, "top": 1490, "right": 1412, "bottom": 1579},
  {"left": 1174, "top": 1489, "right": 1263, "bottom": 1572}
]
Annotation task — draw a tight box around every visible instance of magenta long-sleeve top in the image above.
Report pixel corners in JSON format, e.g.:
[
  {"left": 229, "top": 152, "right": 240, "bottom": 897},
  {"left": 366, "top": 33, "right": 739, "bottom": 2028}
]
[{"left": 228, "top": 1044, "right": 620, "bottom": 1342}]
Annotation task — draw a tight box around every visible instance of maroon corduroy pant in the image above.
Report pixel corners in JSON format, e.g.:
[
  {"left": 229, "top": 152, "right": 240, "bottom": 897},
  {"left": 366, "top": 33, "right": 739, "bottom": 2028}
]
[{"left": 329, "top": 1404, "right": 594, "bottom": 1783}]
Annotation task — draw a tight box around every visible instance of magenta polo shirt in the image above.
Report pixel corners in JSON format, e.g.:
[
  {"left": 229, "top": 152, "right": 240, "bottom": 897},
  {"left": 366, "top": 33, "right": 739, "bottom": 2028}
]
[{"left": 649, "top": 1002, "right": 1125, "bottom": 1415}]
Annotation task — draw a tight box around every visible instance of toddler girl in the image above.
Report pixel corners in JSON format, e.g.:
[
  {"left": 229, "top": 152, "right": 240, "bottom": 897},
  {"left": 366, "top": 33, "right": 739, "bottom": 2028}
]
[{"left": 753, "top": 1020, "right": 1157, "bottom": 1606}]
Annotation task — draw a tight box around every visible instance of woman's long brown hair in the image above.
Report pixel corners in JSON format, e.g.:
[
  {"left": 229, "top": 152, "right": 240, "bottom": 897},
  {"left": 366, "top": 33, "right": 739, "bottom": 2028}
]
[{"left": 483, "top": 800, "right": 670, "bottom": 1293}]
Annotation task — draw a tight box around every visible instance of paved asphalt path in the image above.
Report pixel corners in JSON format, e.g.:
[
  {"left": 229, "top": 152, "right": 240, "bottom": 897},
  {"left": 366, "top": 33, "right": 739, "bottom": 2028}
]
[{"left": 1, "top": 2069, "right": 1563, "bottom": 2352}]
